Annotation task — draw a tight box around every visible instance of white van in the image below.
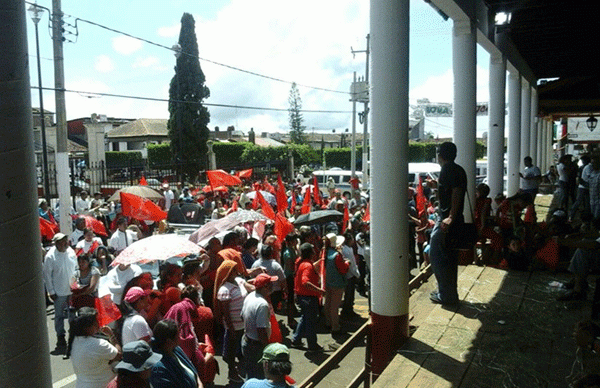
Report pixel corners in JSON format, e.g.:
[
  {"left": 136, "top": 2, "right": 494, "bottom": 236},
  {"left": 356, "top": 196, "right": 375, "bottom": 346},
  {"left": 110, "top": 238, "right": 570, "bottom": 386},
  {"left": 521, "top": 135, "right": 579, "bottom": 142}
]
[
  {"left": 313, "top": 168, "right": 362, "bottom": 197},
  {"left": 409, "top": 163, "right": 441, "bottom": 187}
]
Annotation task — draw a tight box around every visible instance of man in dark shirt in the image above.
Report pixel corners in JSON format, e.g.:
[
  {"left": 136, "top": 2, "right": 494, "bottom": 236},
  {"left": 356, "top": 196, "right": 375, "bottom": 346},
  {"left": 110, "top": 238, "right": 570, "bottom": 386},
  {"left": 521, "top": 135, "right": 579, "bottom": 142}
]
[{"left": 428, "top": 142, "right": 467, "bottom": 305}]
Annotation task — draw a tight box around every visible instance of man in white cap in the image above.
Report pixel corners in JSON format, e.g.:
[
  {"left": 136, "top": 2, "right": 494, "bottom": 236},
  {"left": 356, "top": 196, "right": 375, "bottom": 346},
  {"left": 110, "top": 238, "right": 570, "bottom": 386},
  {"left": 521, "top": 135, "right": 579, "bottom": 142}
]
[
  {"left": 161, "top": 182, "right": 174, "bottom": 211},
  {"left": 42, "top": 233, "right": 77, "bottom": 353}
]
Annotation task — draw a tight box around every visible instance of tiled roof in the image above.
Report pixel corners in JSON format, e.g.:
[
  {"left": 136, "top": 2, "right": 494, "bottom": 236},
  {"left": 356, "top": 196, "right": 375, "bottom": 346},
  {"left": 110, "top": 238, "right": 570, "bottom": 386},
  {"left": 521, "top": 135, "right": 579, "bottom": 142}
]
[{"left": 107, "top": 119, "right": 168, "bottom": 138}]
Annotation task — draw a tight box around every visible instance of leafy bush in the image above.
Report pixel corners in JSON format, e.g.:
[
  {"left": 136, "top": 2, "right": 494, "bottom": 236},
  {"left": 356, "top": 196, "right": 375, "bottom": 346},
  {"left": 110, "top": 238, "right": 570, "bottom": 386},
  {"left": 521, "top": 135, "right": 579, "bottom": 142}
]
[
  {"left": 147, "top": 143, "right": 172, "bottom": 167},
  {"left": 213, "top": 142, "right": 253, "bottom": 167},
  {"left": 105, "top": 151, "right": 143, "bottom": 168}
]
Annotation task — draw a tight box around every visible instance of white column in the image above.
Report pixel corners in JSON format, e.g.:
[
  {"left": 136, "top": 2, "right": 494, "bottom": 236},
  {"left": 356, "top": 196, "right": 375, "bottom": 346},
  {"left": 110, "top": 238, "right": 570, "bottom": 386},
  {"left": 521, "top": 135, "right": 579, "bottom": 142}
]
[
  {"left": 530, "top": 87, "right": 538, "bottom": 164},
  {"left": 85, "top": 122, "right": 109, "bottom": 195},
  {"left": 507, "top": 71, "right": 521, "bottom": 196},
  {"left": 536, "top": 118, "right": 543, "bottom": 169},
  {"left": 369, "top": 0, "right": 409, "bottom": 376},
  {"left": 547, "top": 119, "right": 554, "bottom": 168},
  {"left": 487, "top": 53, "right": 506, "bottom": 199},
  {"left": 452, "top": 19, "right": 477, "bottom": 221},
  {"left": 520, "top": 79, "right": 531, "bottom": 169}
]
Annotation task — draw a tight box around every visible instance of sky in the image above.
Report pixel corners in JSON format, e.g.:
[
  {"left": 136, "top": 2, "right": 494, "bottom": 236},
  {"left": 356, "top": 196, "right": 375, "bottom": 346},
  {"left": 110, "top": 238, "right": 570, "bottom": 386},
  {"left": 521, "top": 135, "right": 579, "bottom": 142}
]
[{"left": 26, "top": 0, "right": 495, "bottom": 139}]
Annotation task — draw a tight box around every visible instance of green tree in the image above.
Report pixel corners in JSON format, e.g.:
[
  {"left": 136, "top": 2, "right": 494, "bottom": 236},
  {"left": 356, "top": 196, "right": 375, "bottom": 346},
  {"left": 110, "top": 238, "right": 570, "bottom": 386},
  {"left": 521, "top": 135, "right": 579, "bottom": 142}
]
[
  {"left": 288, "top": 82, "right": 306, "bottom": 144},
  {"left": 168, "top": 13, "right": 210, "bottom": 181}
]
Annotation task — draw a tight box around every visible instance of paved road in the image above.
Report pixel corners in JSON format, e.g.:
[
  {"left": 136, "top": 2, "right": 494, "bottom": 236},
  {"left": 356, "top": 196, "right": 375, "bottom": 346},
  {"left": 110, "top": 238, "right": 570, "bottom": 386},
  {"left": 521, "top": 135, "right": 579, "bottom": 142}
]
[{"left": 48, "top": 291, "right": 370, "bottom": 388}]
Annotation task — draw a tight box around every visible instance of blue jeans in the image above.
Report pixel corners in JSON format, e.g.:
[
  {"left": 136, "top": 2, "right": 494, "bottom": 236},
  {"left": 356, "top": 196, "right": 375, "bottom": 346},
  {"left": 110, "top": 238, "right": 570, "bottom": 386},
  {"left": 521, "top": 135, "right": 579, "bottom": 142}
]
[
  {"left": 429, "top": 219, "right": 459, "bottom": 304},
  {"left": 293, "top": 295, "right": 319, "bottom": 348},
  {"left": 54, "top": 295, "right": 70, "bottom": 338}
]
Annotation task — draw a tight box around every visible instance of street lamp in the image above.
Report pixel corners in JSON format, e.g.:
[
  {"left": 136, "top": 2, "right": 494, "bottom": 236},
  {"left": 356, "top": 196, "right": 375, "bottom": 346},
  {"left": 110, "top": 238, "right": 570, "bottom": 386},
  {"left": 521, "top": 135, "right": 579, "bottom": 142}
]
[
  {"left": 29, "top": 2, "right": 51, "bottom": 203},
  {"left": 586, "top": 115, "right": 597, "bottom": 132}
]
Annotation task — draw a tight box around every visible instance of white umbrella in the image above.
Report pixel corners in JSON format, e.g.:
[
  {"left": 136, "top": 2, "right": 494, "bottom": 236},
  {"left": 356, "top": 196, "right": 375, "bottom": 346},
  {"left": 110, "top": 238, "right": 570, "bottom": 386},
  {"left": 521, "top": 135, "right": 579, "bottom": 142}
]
[
  {"left": 108, "top": 185, "right": 163, "bottom": 202},
  {"left": 246, "top": 190, "right": 277, "bottom": 206},
  {"left": 188, "top": 210, "right": 268, "bottom": 244},
  {"left": 112, "top": 234, "right": 202, "bottom": 266}
]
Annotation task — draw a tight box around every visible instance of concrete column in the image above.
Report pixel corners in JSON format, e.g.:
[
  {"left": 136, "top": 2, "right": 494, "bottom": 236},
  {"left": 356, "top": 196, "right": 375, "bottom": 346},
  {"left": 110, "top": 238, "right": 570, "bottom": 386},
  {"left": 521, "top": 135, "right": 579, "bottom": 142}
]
[
  {"left": 547, "top": 119, "right": 554, "bottom": 168},
  {"left": 520, "top": 79, "right": 531, "bottom": 169},
  {"left": 530, "top": 87, "right": 538, "bottom": 163},
  {"left": 84, "top": 121, "right": 109, "bottom": 194},
  {"left": 453, "top": 19, "right": 477, "bottom": 221},
  {"left": 0, "top": 1, "right": 52, "bottom": 386},
  {"left": 507, "top": 71, "right": 521, "bottom": 196},
  {"left": 487, "top": 53, "right": 506, "bottom": 198},
  {"left": 536, "top": 118, "right": 543, "bottom": 169},
  {"left": 369, "top": 0, "right": 409, "bottom": 377}
]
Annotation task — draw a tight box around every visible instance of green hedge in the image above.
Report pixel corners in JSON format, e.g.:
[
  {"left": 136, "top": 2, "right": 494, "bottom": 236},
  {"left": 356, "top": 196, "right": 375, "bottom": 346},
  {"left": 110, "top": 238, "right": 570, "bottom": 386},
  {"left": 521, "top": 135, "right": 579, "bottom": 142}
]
[
  {"left": 106, "top": 151, "right": 143, "bottom": 168},
  {"left": 323, "top": 141, "right": 485, "bottom": 168},
  {"left": 147, "top": 143, "right": 172, "bottom": 167},
  {"left": 213, "top": 142, "right": 253, "bottom": 167},
  {"left": 240, "top": 144, "right": 319, "bottom": 166}
]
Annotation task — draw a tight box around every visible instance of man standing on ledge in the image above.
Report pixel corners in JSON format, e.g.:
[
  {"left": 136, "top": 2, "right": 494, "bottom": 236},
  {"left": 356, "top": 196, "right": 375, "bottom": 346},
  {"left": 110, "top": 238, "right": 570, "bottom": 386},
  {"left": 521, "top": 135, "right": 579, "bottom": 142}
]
[{"left": 428, "top": 142, "right": 467, "bottom": 305}]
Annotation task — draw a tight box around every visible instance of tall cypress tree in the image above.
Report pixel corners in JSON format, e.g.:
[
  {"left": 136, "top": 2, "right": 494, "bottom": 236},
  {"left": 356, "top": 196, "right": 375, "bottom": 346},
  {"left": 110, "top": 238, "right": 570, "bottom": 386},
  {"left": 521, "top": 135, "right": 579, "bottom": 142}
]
[
  {"left": 168, "top": 13, "right": 210, "bottom": 181},
  {"left": 288, "top": 82, "right": 306, "bottom": 144}
]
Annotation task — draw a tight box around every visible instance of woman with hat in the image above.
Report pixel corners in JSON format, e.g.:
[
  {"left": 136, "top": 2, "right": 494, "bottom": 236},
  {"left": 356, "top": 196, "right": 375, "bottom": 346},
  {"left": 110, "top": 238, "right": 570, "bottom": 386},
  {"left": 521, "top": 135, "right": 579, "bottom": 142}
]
[
  {"left": 120, "top": 286, "right": 153, "bottom": 345},
  {"left": 106, "top": 340, "right": 161, "bottom": 388},
  {"left": 323, "top": 233, "right": 350, "bottom": 334},
  {"left": 241, "top": 343, "right": 294, "bottom": 388},
  {"left": 150, "top": 319, "right": 202, "bottom": 388},
  {"left": 65, "top": 307, "right": 121, "bottom": 388}
]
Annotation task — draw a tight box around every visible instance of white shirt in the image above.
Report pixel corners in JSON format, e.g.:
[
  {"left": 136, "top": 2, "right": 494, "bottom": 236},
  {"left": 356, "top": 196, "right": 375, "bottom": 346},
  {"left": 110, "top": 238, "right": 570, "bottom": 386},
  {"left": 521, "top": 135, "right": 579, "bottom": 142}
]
[
  {"left": 521, "top": 166, "right": 541, "bottom": 191},
  {"left": 108, "top": 229, "right": 138, "bottom": 253},
  {"left": 70, "top": 336, "right": 118, "bottom": 388},
  {"left": 163, "top": 189, "right": 175, "bottom": 210},
  {"left": 241, "top": 291, "right": 271, "bottom": 341},
  {"left": 70, "top": 229, "right": 85, "bottom": 247},
  {"left": 342, "top": 244, "right": 360, "bottom": 279},
  {"left": 43, "top": 246, "right": 77, "bottom": 296},
  {"left": 557, "top": 163, "right": 569, "bottom": 182},
  {"left": 76, "top": 198, "right": 90, "bottom": 214},
  {"left": 122, "top": 314, "right": 152, "bottom": 345},
  {"left": 105, "top": 264, "right": 142, "bottom": 304},
  {"left": 251, "top": 258, "right": 285, "bottom": 292},
  {"left": 75, "top": 237, "right": 103, "bottom": 254}
]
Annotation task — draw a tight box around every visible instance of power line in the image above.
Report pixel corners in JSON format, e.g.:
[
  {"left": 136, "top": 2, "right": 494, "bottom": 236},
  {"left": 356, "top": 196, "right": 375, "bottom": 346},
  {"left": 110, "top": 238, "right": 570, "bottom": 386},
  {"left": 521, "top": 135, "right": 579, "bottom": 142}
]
[
  {"left": 58, "top": 12, "right": 349, "bottom": 95},
  {"left": 32, "top": 85, "right": 352, "bottom": 114}
]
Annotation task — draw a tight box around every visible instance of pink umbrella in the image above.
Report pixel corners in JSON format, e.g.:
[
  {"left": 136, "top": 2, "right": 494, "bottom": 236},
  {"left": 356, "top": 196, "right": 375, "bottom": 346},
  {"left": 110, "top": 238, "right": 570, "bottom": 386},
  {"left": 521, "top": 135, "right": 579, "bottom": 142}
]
[{"left": 112, "top": 234, "right": 202, "bottom": 266}]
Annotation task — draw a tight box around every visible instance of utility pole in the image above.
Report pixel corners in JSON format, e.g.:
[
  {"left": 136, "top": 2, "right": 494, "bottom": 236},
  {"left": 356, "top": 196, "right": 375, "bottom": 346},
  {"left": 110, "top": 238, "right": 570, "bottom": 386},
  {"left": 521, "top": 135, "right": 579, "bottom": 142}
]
[
  {"left": 352, "top": 34, "right": 370, "bottom": 190},
  {"left": 52, "top": 0, "right": 72, "bottom": 234},
  {"left": 351, "top": 72, "right": 357, "bottom": 177}
]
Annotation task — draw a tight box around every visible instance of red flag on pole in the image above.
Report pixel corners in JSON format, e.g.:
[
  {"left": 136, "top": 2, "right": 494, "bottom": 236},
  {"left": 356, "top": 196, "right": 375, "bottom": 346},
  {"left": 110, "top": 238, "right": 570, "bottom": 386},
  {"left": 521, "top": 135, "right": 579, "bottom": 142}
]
[
  {"left": 139, "top": 176, "right": 148, "bottom": 186},
  {"left": 273, "top": 213, "right": 294, "bottom": 243},
  {"left": 236, "top": 168, "right": 253, "bottom": 179},
  {"left": 263, "top": 177, "right": 276, "bottom": 195},
  {"left": 363, "top": 201, "right": 370, "bottom": 222},
  {"left": 416, "top": 177, "right": 428, "bottom": 215},
  {"left": 342, "top": 205, "right": 349, "bottom": 233},
  {"left": 95, "top": 295, "right": 122, "bottom": 327},
  {"left": 276, "top": 174, "right": 288, "bottom": 214},
  {"left": 120, "top": 192, "right": 167, "bottom": 222},
  {"left": 312, "top": 176, "right": 322, "bottom": 207},
  {"left": 255, "top": 190, "right": 276, "bottom": 220},
  {"left": 39, "top": 217, "right": 59, "bottom": 241},
  {"left": 301, "top": 188, "right": 311, "bottom": 214},
  {"left": 291, "top": 191, "right": 297, "bottom": 209}
]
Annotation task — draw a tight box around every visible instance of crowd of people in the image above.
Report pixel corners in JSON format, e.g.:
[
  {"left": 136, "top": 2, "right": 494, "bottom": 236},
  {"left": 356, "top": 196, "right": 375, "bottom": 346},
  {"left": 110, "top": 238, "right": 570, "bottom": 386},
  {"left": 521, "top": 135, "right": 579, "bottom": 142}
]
[{"left": 39, "top": 142, "right": 600, "bottom": 387}]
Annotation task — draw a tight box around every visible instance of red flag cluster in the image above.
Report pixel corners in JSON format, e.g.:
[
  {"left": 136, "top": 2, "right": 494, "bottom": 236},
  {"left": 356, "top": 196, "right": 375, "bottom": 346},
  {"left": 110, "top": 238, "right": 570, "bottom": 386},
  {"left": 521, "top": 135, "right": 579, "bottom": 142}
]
[
  {"left": 39, "top": 217, "right": 59, "bottom": 241},
  {"left": 120, "top": 192, "right": 167, "bottom": 222},
  {"left": 235, "top": 168, "right": 253, "bottom": 179}
]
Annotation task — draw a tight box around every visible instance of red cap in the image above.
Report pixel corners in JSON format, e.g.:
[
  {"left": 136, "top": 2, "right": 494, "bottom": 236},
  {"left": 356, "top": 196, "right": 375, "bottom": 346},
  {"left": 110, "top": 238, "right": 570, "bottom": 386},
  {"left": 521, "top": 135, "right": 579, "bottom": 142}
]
[{"left": 254, "top": 273, "right": 278, "bottom": 289}]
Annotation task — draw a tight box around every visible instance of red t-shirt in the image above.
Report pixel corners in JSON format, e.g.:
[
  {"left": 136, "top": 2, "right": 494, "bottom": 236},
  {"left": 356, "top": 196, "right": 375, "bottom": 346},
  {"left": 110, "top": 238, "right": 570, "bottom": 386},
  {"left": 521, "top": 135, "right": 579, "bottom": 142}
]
[{"left": 294, "top": 260, "right": 321, "bottom": 297}]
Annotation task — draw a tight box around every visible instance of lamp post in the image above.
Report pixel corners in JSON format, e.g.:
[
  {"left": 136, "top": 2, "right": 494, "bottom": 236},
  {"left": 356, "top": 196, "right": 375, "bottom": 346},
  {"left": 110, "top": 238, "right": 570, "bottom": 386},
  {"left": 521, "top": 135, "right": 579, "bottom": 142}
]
[{"left": 29, "top": 3, "right": 51, "bottom": 203}]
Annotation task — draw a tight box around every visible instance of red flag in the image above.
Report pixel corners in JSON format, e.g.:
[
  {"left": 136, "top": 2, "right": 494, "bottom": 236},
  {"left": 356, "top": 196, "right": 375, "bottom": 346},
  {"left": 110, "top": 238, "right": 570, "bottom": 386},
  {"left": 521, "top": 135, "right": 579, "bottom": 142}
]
[
  {"left": 206, "top": 170, "right": 242, "bottom": 187},
  {"left": 416, "top": 177, "right": 428, "bottom": 215},
  {"left": 301, "top": 189, "right": 311, "bottom": 214},
  {"left": 120, "top": 192, "right": 167, "bottom": 222},
  {"left": 342, "top": 205, "right": 349, "bottom": 233},
  {"left": 139, "top": 176, "right": 148, "bottom": 186},
  {"left": 276, "top": 174, "right": 288, "bottom": 214},
  {"left": 231, "top": 200, "right": 239, "bottom": 211},
  {"left": 73, "top": 214, "right": 108, "bottom": 237},
  {"left": 291, "top": 191, "right": 297, "bottom": 209},
  {"left": 263, "top": 177, "right": 276, "bottom": 195},
  {"left": 312, "top": 176, "right": 322, "bottom": 207},
  {"left": 39, "top": 217, "right": 58, "bottom": 241},
  {"left": 363, "top": 202, "right": 370, "bottom": 222},
  {"left": 255, "top": 190, "right": 276, "bottom": 220},
  {"left": 274, "top": 212, "right": 294, "bottom": 243},
  {"left": 95, "top": 295, "right": 122, "bottom": 327},
  {"left": 237, "top": 168, "right": 253, "bottom": 179}
]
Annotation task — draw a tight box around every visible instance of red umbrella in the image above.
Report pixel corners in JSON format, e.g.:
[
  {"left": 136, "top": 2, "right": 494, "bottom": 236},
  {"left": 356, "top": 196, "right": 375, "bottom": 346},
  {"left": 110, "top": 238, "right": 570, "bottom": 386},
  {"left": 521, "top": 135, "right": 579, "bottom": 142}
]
[{"left": 73, "top": 214, "right": 108, "bottom": 237}]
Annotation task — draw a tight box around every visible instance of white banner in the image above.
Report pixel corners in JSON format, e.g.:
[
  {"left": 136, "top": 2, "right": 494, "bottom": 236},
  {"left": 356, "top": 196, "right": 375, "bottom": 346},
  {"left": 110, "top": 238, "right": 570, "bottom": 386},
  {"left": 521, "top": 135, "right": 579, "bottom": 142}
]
[{"left": 421, "top": 103, "right": 489, "bottom": 117}]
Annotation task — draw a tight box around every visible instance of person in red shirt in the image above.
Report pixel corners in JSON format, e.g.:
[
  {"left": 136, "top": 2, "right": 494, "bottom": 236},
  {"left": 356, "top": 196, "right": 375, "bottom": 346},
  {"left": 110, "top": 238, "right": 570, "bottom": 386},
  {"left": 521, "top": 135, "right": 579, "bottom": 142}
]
[{"left": 291, "top": 242, "right": 325, "bottom": 352}]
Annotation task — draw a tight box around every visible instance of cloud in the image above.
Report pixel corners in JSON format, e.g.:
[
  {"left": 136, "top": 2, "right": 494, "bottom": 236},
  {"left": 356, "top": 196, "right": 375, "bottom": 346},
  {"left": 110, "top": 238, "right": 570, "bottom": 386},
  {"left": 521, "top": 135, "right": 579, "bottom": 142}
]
[
  {"left": 112, "top": 36, "right": 143, "bottom": 55},
  {"left": 131, "top": 56, "right": 168, "bottom": 72},
  {"left": 94, "top": 55, "right": 115, "bottom": 73},
  {"left": 409, "top": 65, "right": 491, "bottom": 104},
  {"left": 157, "top": 23, "right": 179, "bottom": 38}
]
